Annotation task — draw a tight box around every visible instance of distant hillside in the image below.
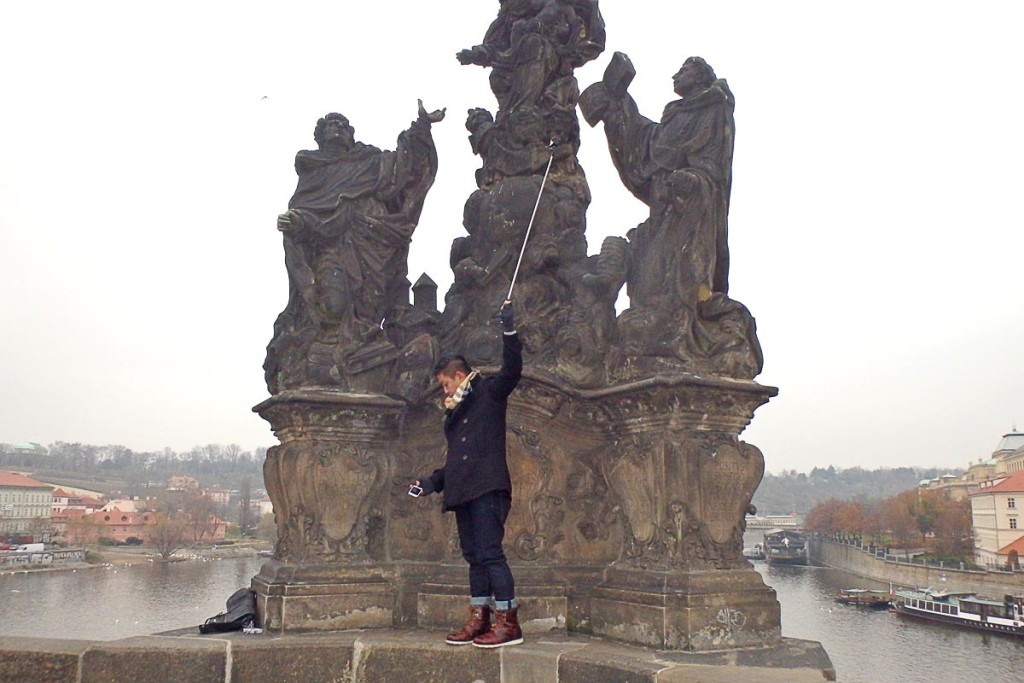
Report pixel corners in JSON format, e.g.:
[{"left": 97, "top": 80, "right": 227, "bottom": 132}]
[
  {"left": 0, "top": 441, "right": 266, "bottom": 495},
  {"left": 752, "top": 466, "right": 958, "bottom": 515}
]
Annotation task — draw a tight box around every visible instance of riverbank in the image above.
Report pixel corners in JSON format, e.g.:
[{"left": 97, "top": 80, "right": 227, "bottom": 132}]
[
  {"left": 0, "top": 541, "right": 271, "bottom": 576},
  {"left": 808, "top": 535, "right": 1024, "bottom": 596}
]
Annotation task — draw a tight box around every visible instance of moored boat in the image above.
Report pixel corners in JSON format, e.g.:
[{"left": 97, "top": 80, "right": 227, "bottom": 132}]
[
  {"left": 764, "top": 528, "right": 807, "bottom": 565},
  {"left": 743, "top": 542, "right": 765, "bottom": 560},
  {"left": 892, "top": 588, "right": 1024, "bottom": 637},
  {"left": 835, "top": 589, "right": 891, "bottom": 608}
]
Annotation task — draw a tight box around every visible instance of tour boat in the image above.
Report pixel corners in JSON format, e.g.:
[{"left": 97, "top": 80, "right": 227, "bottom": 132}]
[
  {"left": 892, "top": 588, "right": 1024, "bottom": 637},
  {"left": 763, "top": 529, "right": 807, "bottom": 565}
]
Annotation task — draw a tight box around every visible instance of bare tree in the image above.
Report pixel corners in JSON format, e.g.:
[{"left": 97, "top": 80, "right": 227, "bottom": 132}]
[
  {"left": 257, "top": 512, "right": 277, "bottom": 546},
  {"left": 239, "top": 476, "right": 253, "bottom": 536},
  {"left": 149, "top": 513, "right": 188, "bottom": 560},
  {"left": 66, "top": 515, "right": 102, "bottom": 548},
  {"left": 181, "top": 491, "right": 220, "bottom": 543}
]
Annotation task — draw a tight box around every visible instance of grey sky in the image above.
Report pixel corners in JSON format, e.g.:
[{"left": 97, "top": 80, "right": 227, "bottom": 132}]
[{"left": 1, "top": 1, "right": 1021, "bottom": 472}]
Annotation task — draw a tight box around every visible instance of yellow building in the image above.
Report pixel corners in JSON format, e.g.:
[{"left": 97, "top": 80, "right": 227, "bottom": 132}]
[
  {"left": 970, "top": 470, "right": 1024, "bottom": 568},
  {"left": 0, "top": 471, "right": 53, "bottom": 538}
]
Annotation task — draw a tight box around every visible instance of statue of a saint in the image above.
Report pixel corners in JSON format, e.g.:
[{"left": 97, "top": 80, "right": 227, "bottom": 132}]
[
  {"left": 582, "top": 54, "right": 762, "bottom": 378},
  {"left": 266, "top": 102, "right": 445, "bottom": 393},
  {"left": 582, "top": 55, "right": 732, "bottom": 307}
]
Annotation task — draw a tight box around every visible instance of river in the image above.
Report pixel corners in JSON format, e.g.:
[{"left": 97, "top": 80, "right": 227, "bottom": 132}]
[
  {"left": 0, "top": 557, "right": 265, "bottom": 641},
  {"left": 2, "top": 554, "right": 1023, "bottom": 681}
]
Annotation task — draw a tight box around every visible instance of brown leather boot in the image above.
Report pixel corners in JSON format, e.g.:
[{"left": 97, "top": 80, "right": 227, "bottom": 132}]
[
  {"left": 446, "top": 605, "right": 491, "bottom": 645},
  {"left": 472, "top": 607, "right": 523, "bottom": 648}
]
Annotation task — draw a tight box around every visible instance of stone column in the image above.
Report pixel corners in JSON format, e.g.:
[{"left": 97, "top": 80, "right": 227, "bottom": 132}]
[{"left": 251, "top": 389, "right": 404, "bottom": 633}]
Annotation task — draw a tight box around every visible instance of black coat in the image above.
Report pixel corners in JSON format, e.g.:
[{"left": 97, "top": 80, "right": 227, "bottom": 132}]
[{"left": 424, "top": 332, "right": 522, "bottom": 510}]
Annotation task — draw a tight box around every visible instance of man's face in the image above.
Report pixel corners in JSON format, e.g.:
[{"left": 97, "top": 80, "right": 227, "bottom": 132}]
[{"left": 437, "top": 371, "right": 468, "bottom": 399}]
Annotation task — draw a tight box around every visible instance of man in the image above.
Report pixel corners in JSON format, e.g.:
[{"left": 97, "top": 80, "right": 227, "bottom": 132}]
[{"left": 412, "top": 300, "right": 523, "bottom": 648}]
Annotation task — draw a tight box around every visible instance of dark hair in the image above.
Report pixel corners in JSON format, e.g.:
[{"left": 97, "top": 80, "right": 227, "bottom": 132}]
[{"left": 434, "top": 354, "right": 472, "bottom": 377}]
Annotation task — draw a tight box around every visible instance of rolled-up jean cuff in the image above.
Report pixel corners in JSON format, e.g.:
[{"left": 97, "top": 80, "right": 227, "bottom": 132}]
[
  {"left": 470, "top": 596, "right": 492, "bottom": 607},
  {"left": 494, "top": 598, "right": 517, "bottom": 611}
]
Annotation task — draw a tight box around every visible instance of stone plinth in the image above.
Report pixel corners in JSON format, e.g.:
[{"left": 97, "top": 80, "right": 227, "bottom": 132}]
[
  {"left": 253, "top": 390, "right": 408, "bottom": 632},
  {"left": 253, "top": 374, "right": 782, "bottom": 651},
  {"left": 590, "top": 568, "right": 780, "bottom": 650}
]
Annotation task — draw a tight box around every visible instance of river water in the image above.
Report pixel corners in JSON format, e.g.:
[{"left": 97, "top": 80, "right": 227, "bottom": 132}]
[
  {"left": 2, "top": 553, "right": 1023, "bottom": 681},
  {"left": 0, "top": 557, "right": 265, "bottom": 641}
]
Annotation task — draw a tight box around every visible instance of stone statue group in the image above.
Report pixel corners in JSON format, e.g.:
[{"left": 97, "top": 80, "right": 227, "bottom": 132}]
[{"left": 264, "top": 0, "right": 762, "bottom": 401}]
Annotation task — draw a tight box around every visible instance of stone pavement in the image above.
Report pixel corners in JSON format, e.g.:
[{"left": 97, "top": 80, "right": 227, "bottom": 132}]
[{"left": 0, "top": 628, "right": 834, "bottom": 682}]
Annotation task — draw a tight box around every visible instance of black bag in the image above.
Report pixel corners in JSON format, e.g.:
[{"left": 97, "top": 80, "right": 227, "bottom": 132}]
[{"left": 198, "top": 587, "right": 257, "bottom": 634}]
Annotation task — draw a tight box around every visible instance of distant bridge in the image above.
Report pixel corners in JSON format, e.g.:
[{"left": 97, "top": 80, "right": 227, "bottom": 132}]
[{"left": 746, "top": 515, "right": 803, "bottom": 530}]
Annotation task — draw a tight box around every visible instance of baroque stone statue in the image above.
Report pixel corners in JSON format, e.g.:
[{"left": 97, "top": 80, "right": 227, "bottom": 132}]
[
  {"left": 580, "top": 53, "right": 763, "bottom": 380},
  {"left": 253, "top": 1, "right": 805, "bottom": 658},
  {"left": 441, "top": 0, "right": 608, "bottom": 380},
  {"left": 265, "top": 102, "right": 445, "bottom": 398}
]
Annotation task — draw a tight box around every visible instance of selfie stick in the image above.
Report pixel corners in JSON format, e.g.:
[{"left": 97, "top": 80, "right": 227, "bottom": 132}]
[{"left": 506, "top": 141, "right": 556, "bottom": 301}]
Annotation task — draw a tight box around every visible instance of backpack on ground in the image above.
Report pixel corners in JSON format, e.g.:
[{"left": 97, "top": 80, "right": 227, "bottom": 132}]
[{"left": 198, "top": 587, "right": 257, "bottom": 634}]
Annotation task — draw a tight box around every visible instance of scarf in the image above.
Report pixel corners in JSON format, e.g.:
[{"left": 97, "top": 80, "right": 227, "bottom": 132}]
[{"left": 444, "top": 371, "right": 479, "bottom": 411}]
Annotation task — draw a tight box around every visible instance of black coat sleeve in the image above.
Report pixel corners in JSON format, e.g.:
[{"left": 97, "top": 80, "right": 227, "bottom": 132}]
[
  {"left": 422, "top": 467, "right": 445, "bottom": 495},
  {"left": 488, "top": 332, "right": 522, "bottom": 400}
]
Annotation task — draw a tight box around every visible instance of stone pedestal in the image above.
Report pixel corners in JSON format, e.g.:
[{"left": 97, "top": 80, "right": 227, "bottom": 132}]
[
  {"left": 252, "top": 390, "right": 408, "bottom": 633},
  {"left": 590, "top": 568, "right": 779, "bottom": 650},
  {"left": 254, "top": 561, "right": 396, "bottom": 633},
  {"left": 252, "top": 375, "right": 782, "bottom": 651}
]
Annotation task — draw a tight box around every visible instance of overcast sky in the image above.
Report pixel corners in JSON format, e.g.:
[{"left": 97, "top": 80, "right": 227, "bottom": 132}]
[{"left": 1, "top": 1, "right": 1021, "bottom": 472}]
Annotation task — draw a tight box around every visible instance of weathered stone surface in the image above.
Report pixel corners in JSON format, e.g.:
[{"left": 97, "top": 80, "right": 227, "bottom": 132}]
[
  {"left": 80, "top": 636, "right": 224, "bottom": 683},
  {"left": 0, "top": 636, "right": 89, "bottom": 683},
  {"left": 0, "top": 631, "right": 834, "bottom": 682},
  {"left": 253, "top": 560, "right": 396, "bottom": 633},
  {"left": 500, "top": 638, "right": 589, "bottom": 683},
  {"left": 418, "top": 587, "right": 567, "bottom": 634},
  {"left": 353, "top": 630, "right": 501, "bottom": 683},
  {"left": 557, "top": 642, "right": 670, "bottom": 683},
  {"left": 266, "top": 104, "right": 444, "bottom": 397},
  {"left": 231, "top": 633, "right": 358, "bottom": 683},
  {"left": 657, "top": 664, "right": 826, "bottom": 683}
]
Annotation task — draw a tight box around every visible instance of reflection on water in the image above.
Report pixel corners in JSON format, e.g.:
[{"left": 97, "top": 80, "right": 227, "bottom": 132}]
[
  {"left": 0, "top": 557, "right": 264, "bottom": 641},
  {"left": 748, "top": 531, "right": 1024, "bottom": 683}
]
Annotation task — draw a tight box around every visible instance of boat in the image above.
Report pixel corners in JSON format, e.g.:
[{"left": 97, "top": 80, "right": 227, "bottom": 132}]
[
  {"left": 835, "top": 589, "right": 891, "bottom": 608},
  {"left": 763, "top": 528, "right": 807, "bottom": 565},
  {"left": 743, "top": 542, "right": 765, "bottom": 560},
  {"left": 892, "top": 588, "right": 1024, "bottom": 637}
]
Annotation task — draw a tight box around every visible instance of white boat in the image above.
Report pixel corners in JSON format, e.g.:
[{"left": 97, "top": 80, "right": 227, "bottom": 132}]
[{"left": 892, "top": 588, "right": 1024, "bottom": 637}]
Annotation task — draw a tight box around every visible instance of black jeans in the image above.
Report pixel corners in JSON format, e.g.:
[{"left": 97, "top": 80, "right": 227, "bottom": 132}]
[{"left": 454, "top": 490, "right": 515, "bottom": 602}]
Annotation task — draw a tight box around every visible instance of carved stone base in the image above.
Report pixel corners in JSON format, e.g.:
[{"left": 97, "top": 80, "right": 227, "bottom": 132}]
[
  {"left": 253, "top": 561, "right": 396, "bottom": 633},
  {"left": 589, "top": 567, "right": 780, "bottom": 651},
  {"left": 416, "top": 580, "right": 569, "bottom": 635}
]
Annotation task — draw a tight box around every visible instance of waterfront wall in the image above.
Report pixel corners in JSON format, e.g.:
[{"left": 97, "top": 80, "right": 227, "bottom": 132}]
[
  {"left": 0, "top": 548, "right": 84, "bottom": 568},
  {"left": 809, "top": 536, "right": 1024, "bottom": 596}
]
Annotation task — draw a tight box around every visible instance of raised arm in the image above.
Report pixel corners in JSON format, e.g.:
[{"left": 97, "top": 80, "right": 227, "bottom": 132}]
[{"left": 489, "top": 301, "right": 522, "bottom": 400}]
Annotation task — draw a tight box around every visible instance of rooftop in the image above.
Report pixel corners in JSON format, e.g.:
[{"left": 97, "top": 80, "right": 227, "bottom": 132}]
[
  {"left": 995, "top": 432, "right": 1024, "bottom": 453},
  {"left": 979, "top": 470, "right": 1024, "bottom": 495},
  {"left": 0, "top": 471, "right": 52, "bottom": 489},
  {"left": 997, "top": 534, "right": 1024, "bottom": 557}
]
